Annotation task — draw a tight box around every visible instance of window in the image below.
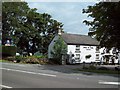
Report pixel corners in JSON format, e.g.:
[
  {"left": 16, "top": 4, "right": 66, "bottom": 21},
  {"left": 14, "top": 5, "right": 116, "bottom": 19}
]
[
  {"left": 86, "top": 47, "right": 91, "bottom": 50},
  {"left": 76, "top": 45, "right": 80, "bottom": 50},
  {"left": 96, "top": 54, "right": 99, "bottom": 59},
  {"left": 96, "top": 47, "right": 100, "bottom": 53},
  {"left": 75, "top": 54, "right": 80, "bottom": 59},
  {"left": 84, "top": 46, "right": 91, "bottom": 50},
  {"left": 75, "top": 45, "right": 80, "bottom": 53},
  {"left": 90, "top": 46, "right": 93, "bottom": 49},
  {"left": 96, "top": 47, "right": 99, "bottom": 51},
  {"left": 83, "top": 47, "right": 87, "bottom": 48}
]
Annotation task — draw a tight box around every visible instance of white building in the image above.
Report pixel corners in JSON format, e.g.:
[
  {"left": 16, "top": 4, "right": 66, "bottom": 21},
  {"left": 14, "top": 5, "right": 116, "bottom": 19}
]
[{"left": 48, "top": 33, "right": 100, "bottom": 64}]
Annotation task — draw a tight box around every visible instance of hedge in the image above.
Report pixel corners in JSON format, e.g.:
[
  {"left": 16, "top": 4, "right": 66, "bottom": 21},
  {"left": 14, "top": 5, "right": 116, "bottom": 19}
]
[{"left": 1, "top": 45, "right": 17, "bottom": 57}]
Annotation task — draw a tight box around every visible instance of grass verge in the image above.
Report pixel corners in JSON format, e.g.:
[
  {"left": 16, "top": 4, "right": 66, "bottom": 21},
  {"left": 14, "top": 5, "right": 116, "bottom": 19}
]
[
  {"left": 75, "top": 69, "right": 120, "bottom": 75},
  {"left": 0, "top": 59, "right": 10, "bottom": 62},
  {"left": 74, "top": 65, "right": 120, "bottom": 75}
]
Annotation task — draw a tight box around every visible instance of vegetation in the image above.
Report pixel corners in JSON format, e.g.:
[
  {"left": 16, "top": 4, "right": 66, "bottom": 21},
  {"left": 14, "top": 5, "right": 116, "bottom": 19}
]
[
  {"left": 2, "top": 2, "right": 64, "bottom": 55},
  {"left": 2, "top": 55, "right": 48, "bottom": 64},
  {"left": 1, "top": 45, "right": 17, "bottom": 56},
  {"left": 75, "top": 65, "right": 120, "bottom": 75},
  {"left": 51, "top": 37, "right": 67, "bottom": 64},
  {"left": 0, "top": 59, "right": 9, "bottom": 62},
  {"left": 83, "top": 2, "right": 120, "bottom": 50}
]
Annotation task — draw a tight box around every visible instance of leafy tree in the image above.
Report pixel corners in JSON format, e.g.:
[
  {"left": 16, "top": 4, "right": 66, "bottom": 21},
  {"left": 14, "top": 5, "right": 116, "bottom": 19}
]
[
  {"left": 37, "top": 13, "right": 64, "bottom": 54},
  {"left": 2, "top": 2, "right": 33, "bottom": 55},
  {"left": 2, "top": 2, "right": 64, "bottom": 55},
  {"left": 2, "top": 2, "right": 30, "bottom": 45},
  {"left": 83, "top": 2, "right": 120, "bottom": 50},
  {"left": 51, "top": 37, "right": 67, "bottom": 64}
]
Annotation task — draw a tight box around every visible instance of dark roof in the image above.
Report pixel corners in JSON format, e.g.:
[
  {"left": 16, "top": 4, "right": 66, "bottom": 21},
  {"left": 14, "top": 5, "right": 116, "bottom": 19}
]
[{"left": 61, "top": 33, "right": 99, "bottom": 46}]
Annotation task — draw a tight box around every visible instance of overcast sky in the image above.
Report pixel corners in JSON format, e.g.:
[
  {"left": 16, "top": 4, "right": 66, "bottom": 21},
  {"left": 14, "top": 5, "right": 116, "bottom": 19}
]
[{"left": 25, "top": 0, "right": 99, "bottom": 35}]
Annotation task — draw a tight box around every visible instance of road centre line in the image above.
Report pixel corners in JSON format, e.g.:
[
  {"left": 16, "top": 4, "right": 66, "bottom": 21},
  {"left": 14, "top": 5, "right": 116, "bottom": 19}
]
[
  {"left": 99, "top": 80, "right": 120, "bottom": 85},
  {"left": 0, "top": 84, "right": 12, "bottom": 88},
  {"left": 0, "top": 68, "right": 57, "bottom": 77}
]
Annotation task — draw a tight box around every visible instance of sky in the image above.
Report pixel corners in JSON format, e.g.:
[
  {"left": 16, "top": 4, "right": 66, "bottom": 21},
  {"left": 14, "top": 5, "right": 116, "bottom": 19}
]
[{"left": 25, "top": 0, "right": 99, "bottom": 35}]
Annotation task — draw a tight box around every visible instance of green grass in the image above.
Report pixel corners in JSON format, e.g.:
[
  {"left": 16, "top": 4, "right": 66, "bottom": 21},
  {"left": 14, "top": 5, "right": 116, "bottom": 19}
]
[
  {"left": 0, "top": 59, "right": 10, "bottom": 62},
  {"left": 76, "top": 69, "right": 120, "bottom": 75}
]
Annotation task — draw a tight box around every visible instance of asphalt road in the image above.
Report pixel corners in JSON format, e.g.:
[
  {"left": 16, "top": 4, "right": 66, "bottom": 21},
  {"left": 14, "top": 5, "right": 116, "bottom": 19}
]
[{"left": 0, "top": 62, "right": 120, "bottom": 88}]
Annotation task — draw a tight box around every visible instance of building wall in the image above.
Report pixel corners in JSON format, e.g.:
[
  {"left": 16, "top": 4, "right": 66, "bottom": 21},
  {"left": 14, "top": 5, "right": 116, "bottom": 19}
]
[
  {"left": 48, "top": 35, "right": 99, "bottom": 64},
  {"left": 67, "top": 45, "right": 97, "bottom": 63},
  {"left": 80, "top": 45, "right": 97, "bottom": 63}
]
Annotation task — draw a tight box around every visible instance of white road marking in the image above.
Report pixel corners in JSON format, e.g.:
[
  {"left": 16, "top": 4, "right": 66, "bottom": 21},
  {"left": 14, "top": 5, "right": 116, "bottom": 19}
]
[
  {"left": 0, "top": 85, "right": 12, "bottom": 88},
  {"left": 99, "top": 80, "right": 120, "bottom": 85},
  {"left": 0, "top": 68, "right": 57, "bottom": 77}
]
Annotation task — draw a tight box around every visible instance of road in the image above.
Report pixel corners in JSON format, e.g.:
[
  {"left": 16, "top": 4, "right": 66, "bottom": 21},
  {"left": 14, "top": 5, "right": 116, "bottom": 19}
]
[{"left": 0, "top": 62, "right": 120, "bottom": 88}]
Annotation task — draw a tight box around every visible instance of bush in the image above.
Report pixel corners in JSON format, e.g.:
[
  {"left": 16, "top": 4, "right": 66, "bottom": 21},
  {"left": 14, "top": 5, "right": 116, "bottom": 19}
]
[
  {"left": 35, "top": 55, "right": 47, "bottom": 59},
  {"left": 15, "top": 56, "right": 24, "bottom": 63},
  {"left": 1, "top": 45, "right": 17, "bottom": 57},
  {"left": 22, "top": 57, "right": 39, "bottom": 64},
  {"left": 19, "top": 56, "right": 48, "bottom": 64},
  {"left": 2, "top": 55, "right": 48, "bottom": 64}
]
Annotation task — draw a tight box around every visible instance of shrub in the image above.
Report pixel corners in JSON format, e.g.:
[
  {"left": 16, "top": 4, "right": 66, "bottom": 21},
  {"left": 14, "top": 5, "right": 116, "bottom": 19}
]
[
  {"left": 15, "top": 56, "right": 24, "bottom": 63},
  {"left": 19, "top": 56, "right": 48, "bottom": 64},
  {"left": 2, "top": 45, "right": 17, "bottom": 57},
  {"left": 23, "top": 57, "right": 39, "bottom": 64},
  {"left": 2, "top": 55, "right": 48, "bottom": 64}
]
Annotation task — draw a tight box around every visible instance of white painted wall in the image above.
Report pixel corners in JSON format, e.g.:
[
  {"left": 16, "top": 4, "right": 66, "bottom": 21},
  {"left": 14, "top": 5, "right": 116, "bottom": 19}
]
[
  {"left": 67, "top": 45, "right": 97, "bottom": 63},
  {"left": 67, "top": 45, "right": 76, "bottom": 55},
  {"left": 80, "top": 45, "right": 97, "bottom": 63}
]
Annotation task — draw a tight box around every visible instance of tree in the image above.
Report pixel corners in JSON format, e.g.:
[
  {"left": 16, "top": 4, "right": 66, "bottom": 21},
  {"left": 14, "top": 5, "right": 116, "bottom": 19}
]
[
  {"left": 82, "top": 2, "right": 120, "bottom": 50},
  {"left": 2, "top": 2, "right": 64, "bottom": 55},
  {"left": 2, "top": 2, "right": 34, "bottom": 55},
  {"left": 2, "top": 2, "right": 30, "bottom": 45},
  {"left": 51, "top": 37, "right": 67, "bottom": 64},
  {"left": 39, "top": 13, "right": 64, "bottom": 54}
]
